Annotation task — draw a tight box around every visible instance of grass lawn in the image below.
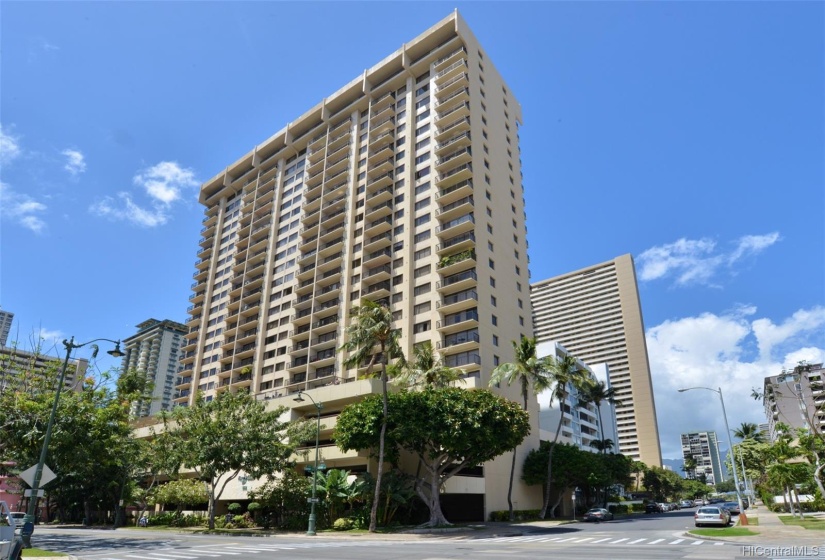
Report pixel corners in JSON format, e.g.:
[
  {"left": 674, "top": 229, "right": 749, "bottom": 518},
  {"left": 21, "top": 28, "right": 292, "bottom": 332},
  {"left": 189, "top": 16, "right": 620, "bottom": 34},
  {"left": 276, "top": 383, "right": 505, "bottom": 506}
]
[
  {"left": 22, "top": 548, "right": 68, "bottom": 557},
  {"left": 778, "top": 515, "right": 825, "bottom": 530},
  {"left": 689, "top": 527, "right": 759, "bottom": 537}
]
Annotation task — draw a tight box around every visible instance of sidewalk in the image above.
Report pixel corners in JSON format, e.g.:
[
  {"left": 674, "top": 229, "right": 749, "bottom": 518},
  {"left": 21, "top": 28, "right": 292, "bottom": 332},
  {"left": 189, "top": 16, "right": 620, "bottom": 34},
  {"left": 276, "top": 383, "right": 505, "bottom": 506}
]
[{"left": 700, "top": 504, "right": 825, "bottom": 546}]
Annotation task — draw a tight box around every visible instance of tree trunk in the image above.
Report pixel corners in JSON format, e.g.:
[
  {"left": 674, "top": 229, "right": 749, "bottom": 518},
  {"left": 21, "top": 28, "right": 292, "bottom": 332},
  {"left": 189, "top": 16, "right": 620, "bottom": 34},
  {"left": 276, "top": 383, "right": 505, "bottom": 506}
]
[
  {"left": 540, "top": 400, "right": 566, "bottom": 519},
  {"left": 208, "top": 490, "right": 216, "bottom": 529},
  {"left": 785, "top": 485, "right": 795, "bottom": 516},
  {"left": 794, "top": 487, "right": 805, "bottom": 519},
  {"left": 506, "top": 449, "right": 516, "bottom": 520},
  {"left": 425, "top": 461, "right": 450, "bottom": 526},
  {"left": 369, "top": 355, "right": 389, "bottom": 533},
  {"left": 814, "top": 460, "right": 825, "bottom": 498}
]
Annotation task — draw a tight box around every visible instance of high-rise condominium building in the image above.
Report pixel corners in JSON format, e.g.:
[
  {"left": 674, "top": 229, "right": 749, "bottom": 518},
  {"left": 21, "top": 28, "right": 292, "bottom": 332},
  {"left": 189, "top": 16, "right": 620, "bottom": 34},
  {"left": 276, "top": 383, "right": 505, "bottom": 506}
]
[
  {"left": 0, "top": 345, "right": 88, "bottom": 393},
  {"left": 177, "top": 11, "right": 537, "bottom": 520},
  {"left": 531, "top": 254, "right": 662, "bottom": 467},
  {"left": 680, "top": 431, "right": 726, "bottom": 485},
  {"left": 536, "top": 341, "right": 618, "bottom": 451},
  {"left": 121, "top": 319, "right": 187, "bottom": 417},
  {"left": 763, "top": 362, "right": 825, "bottom": 441},
  {"left": 0, "top": 309, "right": 14, "bottom": 347}
]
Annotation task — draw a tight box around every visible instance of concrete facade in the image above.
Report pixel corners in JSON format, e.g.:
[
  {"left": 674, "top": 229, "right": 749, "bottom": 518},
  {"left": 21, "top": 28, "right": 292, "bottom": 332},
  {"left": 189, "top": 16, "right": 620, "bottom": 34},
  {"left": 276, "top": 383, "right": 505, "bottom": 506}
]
[
  {"left": 0, "top": 345, "right": 88, "bottom": 393},
  {"left": 176, "top": 11, "right": 539, "bottom": 520},
  {"left": 763, "top": 362, "right": 825, "bottom": 441},
  {"left": 680, "top": 431, "right": 726, "bottom": 485},
  {"left": 0, "top": 310, "right": 13, "bottom": 347},
  {"left": 531, "top": 254, "right": 662, "bottom": 467},
  {"left": 121, "top": 319, "right": 187, "bottom": 417}
]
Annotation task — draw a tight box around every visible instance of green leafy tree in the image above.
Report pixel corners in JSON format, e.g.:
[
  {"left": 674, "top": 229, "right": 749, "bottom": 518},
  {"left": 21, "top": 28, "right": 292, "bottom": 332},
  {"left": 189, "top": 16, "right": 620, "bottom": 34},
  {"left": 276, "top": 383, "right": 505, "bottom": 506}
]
[
  {"left": 540, "top": 355, "right": 592, "bottom": 518},
  {"left": 682, "top": 456, "right": 698, "bottom": 479},
  {"left": 733, "top": 421, "right": 765, "bottom": 443},
  {"left": 335, "top": 388, "right": 530, "bottom": 526},
  {"left": 488, "top": 336, "right": 551, "bottom": 520},
  {"left": 643, "top": 466, "right": 683, "bottom": 502},
  {"left": 151, "top": 479, "right": 208, "bottom": 513},
  {"left": 339, "top": 299, "right": 403, "bottom": 532},
  {"left": 577, "top": 380, "right": 621, "bottom": 454},
  {"left": 247, "top": 469, "right": 311, "bottom": 530},
  {"left": 393, "top": 341, "right": 463, "bottom": 389},
  {"left": 166, "top": 390, "right": 310, "bottom": 529}
]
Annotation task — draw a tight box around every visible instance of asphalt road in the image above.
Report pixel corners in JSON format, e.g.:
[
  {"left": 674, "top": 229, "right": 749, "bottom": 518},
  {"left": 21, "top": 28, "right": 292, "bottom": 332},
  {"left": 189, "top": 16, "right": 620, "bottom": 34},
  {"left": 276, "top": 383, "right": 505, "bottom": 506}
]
[{"left": 29, "top": 510, "right": 762, "bottom": 560}]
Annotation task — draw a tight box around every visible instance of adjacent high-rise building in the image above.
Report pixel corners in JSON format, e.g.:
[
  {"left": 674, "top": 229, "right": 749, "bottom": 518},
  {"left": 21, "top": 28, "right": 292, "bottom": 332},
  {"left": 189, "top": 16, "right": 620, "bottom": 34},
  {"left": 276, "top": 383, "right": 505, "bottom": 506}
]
[
  {"left": 121, "top": 319, "right": 187, "bottom": 417},
  {"left": 680, "top": 431, "right": 726, "bottom": 485},
  {"left": 0, "top": 345, "right": 88, "bottom": 392},
  {"left": 177, "top": 12, "right": 537, "bottom": 520},
  {"left": 531, "top": 254, "right": 662, "bottom": 467},
  {"left": 536, "top": 341, "right": 618, "bottom": 451},
  {"left": 0, "top": 309, "right": 14, "bottom": 347},
  {"left": 763, "top": 362, "right": 825, "bottom": 441}
]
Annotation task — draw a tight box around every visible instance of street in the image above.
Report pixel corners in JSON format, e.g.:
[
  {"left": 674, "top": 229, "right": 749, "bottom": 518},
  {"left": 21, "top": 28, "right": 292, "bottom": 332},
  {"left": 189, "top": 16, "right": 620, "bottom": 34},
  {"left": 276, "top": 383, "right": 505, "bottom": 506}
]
[{"left": 26, "top": 510, "right": 791, "bottom": 560}]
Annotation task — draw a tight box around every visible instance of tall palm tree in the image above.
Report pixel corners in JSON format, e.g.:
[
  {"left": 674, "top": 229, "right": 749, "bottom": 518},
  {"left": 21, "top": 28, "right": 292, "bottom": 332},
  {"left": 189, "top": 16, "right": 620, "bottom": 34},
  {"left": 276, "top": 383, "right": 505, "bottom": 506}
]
[
  {"left": 339, "top": 299, "right": 403, "bottom": 532},
  {"left": 590, "top": 438, "right": 615, "bottom": 453},
  {"left": 540, "top": 354, "right": 591, "bottom": 519},
  {"left": 733, "top": 421, "right": 766, "bottom": 443},
  {"left": 393, "top": 341, "right": 463, "bottom": 389},
  {"left": 488, "top": 336, "right": 552, "bottom": 520},
  {"left": 682, "top": 456, "right": 698, "bottom": 479},
  {"left": 577, "top": 380, "right": 622, "bottom": 454}
]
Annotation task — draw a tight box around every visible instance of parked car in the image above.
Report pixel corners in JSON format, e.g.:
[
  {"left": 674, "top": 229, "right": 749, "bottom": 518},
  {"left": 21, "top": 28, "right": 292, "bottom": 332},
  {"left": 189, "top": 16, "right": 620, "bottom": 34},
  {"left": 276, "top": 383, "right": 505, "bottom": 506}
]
[
  {"left": 693, "top": 499, "right": 706, "bottom": 506},
  {"left": 694, "top": 506, "right": 731, "bottom": 527},
  {"left": 645, "top": 502, "right": 662, "bottom": 513},
  {"left": 680, "top": 500, "right": 694, "bottom": 508},
  {"left": 582, "top": 508, "right": 614, "bottom": 522},
  {"left": 721, "top": 501, "right": 741, "bottom": 515}
]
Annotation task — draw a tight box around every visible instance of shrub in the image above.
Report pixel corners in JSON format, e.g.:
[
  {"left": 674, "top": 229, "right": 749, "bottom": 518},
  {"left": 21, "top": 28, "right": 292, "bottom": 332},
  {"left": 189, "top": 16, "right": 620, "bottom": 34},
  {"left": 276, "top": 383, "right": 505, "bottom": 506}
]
[
  {"left": 608, "top": 504, "right": 629, "bottom": 514},
  {"left": 489, "top": 509, "right": 542, "bottom": 522},
  {"left": 333, "top": 517, "right": 355, "bottom": 531},
  {"left": 227, "top": 503, "right": 242, "bottom": 514}
]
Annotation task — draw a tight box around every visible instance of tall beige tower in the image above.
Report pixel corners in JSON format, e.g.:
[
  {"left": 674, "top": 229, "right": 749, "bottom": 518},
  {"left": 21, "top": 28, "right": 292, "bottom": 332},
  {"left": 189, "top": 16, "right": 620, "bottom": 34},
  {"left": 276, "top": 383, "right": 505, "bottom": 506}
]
[
  {"left": 177, "top": 11, "right": 538, "bottom": 520},
  {"left": 531, "top": 254, "right": 662, "bottom": 467}
]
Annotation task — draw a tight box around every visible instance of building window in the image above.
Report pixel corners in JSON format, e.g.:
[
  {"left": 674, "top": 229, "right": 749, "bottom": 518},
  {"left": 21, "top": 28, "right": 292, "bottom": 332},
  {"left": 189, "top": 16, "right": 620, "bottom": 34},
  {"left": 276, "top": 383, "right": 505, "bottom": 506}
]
[
  {"left": 491, "top": 295, "right": 497, "bottom": 306},
  {"left": 414, "top": 301, "right": 431, "bottom": 314},
  {"left": 493, "top": 355, "right": 500, "bottom": 366},
  {"left": 488, "top": 258, "right": 495, "bottom": 269},
  {"left": 490, "top": 277, "right": 496, "bottom": 288},
  {"left": 414, "top": 283, "right": 431, "bottom": 296},
  {"left": 413, "top": 321, "right": 430, "bottom": 333},
  {"left": 493, "top": 335, "right": 499, "bottom": 346},
  {"left": 492, "top": 315, "right": 498, "bottom": 326}
]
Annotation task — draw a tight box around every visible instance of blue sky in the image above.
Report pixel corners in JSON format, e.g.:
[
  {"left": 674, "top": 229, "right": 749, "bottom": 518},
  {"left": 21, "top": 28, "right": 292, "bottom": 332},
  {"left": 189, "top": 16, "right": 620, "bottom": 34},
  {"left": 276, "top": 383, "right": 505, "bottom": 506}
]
[{"left": 1, "top": 2, "right": 823, "bottom": 460}]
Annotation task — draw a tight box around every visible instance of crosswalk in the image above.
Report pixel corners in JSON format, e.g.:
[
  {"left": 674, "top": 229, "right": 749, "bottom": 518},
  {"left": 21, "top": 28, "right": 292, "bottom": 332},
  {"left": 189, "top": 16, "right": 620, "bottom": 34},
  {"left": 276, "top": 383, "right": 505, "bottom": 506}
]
[
  {"left": 81, "top": 540, "right": 414, "bottom": 560},
  {"left": 479, "top": 535, "right": 726, "bottom": 547}
]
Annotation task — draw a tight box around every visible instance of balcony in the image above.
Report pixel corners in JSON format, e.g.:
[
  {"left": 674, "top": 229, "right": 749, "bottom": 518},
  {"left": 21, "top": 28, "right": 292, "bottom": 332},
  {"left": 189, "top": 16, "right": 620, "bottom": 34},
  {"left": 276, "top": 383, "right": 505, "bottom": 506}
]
[
  {"left": 365, "top": 263, "right": 392, "bottom": 283},
  {"left": 367, "top": 170, "right": 394, "bottom": 191},
  {"left": 437, "top": 269, "right": 477, "bottom": 293},
  {"left": 363, "top": 280, "right": 391, "bottom": 301},
  {"left": 436, "top": 179, "right": 473, "bottom": 206},
  {"left": 443, "top": 351, "right": 481, "bottom": 369},
  {"left": 437, "top": 232, "right": 475, "bottom": 255},
  {"left": 435, "top": 146, "right": 472, "bottom": 173},
  {"left": 371, "top": 90, "right": 395, "bottom": 112},
  {"left": 368, "top": 157, "right": 394, "bottom": 178},
  {"left": 434, "top": 46, "right": 468, "bottom": 72},
  {"left": 369, "top": 130, "right": 394, "bottom": 150},
  {"left": 363, "top": 231, "right": 392, "bottom": 254},
  {"left": 437, "top": 249, "right": 476, "bottom": 275},
  {"left": 363, "top": 247, "right": 392, "bottom": 268},
  {"left": 435, "top": 86, "right": 470, "bottom": 112},
  {"left": 368, "top": 143, "right": 393, "bottom": 165},
  {"left": 436, "top": 194, "right": 474, "bottom": 222},
  {"left": 437, "top": 162, "right": 473, "bottom": 189},
  {"left": 435, "top": 72, "right": 469, "bottom": 99},
  {"left": 438, "top": 329, "right": 480, "bottom": 352},
  {"left": 437, "top": 308, "right": 479, "bottom": 333},
  {"left": 189, "top": 290, "right": 206, "bottom": 304},
  {"left": 436, "top": 213, "right": 475, "bottom": 238},
  {"left": 435, "top": 130, "right": 471, "bottom": 157},
  {"left": 365, "top": 200, "right": 393, "bottom": 222},
  {"left": 436, "top": 101, "right": 471, "bottom": 124},
  {"left": 367, "top": 185, "right": 393, "bottom": 206},
  {"left": 364, "top": 215, "right": 393, "bottom": 237},
  {"left": 434, "top": 58, "right": 468, "bottom": 86},
  {"left": 370, "top": 116, "right": 395, "bottom": 136},
  {"left": 435, "top": 116, "right": 471, "bottom": 143}
]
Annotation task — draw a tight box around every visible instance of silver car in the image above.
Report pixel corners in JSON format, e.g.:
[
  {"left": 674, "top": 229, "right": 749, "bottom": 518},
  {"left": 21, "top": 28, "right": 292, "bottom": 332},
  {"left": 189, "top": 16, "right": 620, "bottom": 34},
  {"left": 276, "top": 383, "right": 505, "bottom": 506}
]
[{"left": 694, "top": 506, "right": 731, "bottom": 527}]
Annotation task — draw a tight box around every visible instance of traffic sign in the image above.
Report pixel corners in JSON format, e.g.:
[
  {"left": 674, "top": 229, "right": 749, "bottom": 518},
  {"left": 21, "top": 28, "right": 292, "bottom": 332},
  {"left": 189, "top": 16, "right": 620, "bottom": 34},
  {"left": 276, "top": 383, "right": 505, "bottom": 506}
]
[
  {"left": 19, "top": 464, "right": 57, "bottom": 488},
  {"left": 24, "top": 489, "right": 45, "bottom": 497},
  {"left": 307, "top": 498, "right": 320, "bottom": 503}
]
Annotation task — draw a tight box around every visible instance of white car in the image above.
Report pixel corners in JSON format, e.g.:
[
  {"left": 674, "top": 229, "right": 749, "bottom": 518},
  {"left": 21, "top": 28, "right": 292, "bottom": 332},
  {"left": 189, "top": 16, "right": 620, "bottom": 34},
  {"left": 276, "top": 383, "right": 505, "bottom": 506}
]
[{"left": 695, "top": 506, "right": 731, "bottom": 527}]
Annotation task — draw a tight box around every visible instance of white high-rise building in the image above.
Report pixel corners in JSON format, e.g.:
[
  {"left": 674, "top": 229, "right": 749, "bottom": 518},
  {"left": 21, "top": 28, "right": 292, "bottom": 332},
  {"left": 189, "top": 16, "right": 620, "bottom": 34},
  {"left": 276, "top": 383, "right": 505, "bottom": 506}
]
[
  {"left": 680, "top": 431, "right": 726, "bottom": 485},
  {"left": 0, "top": 309, "right": 14, "bottom": 347},
  {"left": 121, "top": 319, "right": 187, "bottom": 417}
]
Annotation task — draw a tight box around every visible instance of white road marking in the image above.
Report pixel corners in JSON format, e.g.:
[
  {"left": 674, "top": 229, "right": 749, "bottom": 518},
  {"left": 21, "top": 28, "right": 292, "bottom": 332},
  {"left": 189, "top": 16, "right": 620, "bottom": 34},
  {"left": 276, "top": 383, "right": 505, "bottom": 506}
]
[
  {"left": 590, "top": 537, "right": 613, "bottom": 543},
  {"left": 608, "top": 537, "right": 628, "bottom": 544},
  {"left": 647, "top": 539, "right": 664, "bottom": 544},
  {"left": 691, "top": 540, "right": 704, "bottom": 545},
  {"left": 627, "top": 538, "right": 647, "bottom": 544},
  {"left": 572, "top": 537, "right": 593, "bottom": 543},
  {"left": 669, "top": 539, "right": 684, "bottom": 544}
]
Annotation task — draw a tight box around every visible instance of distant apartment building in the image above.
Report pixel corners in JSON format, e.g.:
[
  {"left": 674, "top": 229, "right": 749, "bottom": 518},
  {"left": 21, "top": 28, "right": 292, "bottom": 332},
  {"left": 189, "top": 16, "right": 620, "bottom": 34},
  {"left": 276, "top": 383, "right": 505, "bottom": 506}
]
[
  {"left": 531, "top": 254, "right": 662, "bottom": 467},
  {"left": 763, "top": 362, "right": 825, "bottom": 441},
  {"left": 681, "top": 431, "right": 726, "bottom": 485},
  {"left": 121, "top": 319, "right": 187, "bottom": 417},
  {"left": 0, "top": 309, "right": 14, "bottom": 347},
  {"left": 536, "top": 341, "right": 617, "bottom": 451},
  {"left": 0, "top": 345, "right": 88, "bottom": 392},
  {"left": 175, "top": 12, "right": 538, "bottom": 520}
]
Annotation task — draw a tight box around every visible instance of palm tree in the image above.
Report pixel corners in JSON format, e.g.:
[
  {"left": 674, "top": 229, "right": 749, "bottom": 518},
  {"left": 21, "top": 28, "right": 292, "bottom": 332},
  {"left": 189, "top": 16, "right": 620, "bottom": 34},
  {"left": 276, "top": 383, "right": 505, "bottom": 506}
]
[
  {"left": 339, "top": 299, "right": 403, "bottom": 532},
  {"left": 393, "top": 341, "right": 464, "bottom": 389},
  {"left": 540, "top": 354, "right": 591, "bottom": 519},
  {"left": 733, "top": 422, "right": 766, "bottom": 443},
  {"left": 590, "top": 438, "right": 615, "bottom": 453},
  {"left": 488, "top": 336, "right": 552, "bottom": 520},
  {"left": 577, "top": 380, "right": 622, "bottom": 454},
  {"left": 631, "top": 460, "right": 647, "bottom": 492},
  {"left": 682, "top": 456, "right": 698, "bottom": 479}
]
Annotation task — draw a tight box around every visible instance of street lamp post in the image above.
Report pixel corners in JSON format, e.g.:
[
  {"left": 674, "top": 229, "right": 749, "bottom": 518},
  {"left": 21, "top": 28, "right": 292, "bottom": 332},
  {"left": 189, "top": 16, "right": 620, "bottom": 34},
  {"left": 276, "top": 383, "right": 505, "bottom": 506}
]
[
  {"left": 678, "top": 386, "right": 747, "bottom": 525},
  {"left": 22, "top": 337, "right": 124, "bottom": 547},
  {"left": 294, "top": 391, "right": 322, "bottom": 536}
]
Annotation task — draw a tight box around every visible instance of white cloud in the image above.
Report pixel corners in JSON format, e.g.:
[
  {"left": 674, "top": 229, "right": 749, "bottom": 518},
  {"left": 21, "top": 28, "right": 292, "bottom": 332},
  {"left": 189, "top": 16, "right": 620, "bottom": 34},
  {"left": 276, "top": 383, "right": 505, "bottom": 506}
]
[
  {"left": 0, "top": 124, "right": 22, "bottom": 165},
  {"left": 90, "top": 193, "right": 169, "bottom": 227},
  {"left": 637, "top": 233, "right": 780, "bottom": 287},
  {"left": 90, "top": 160, "right": 197, "bottom": 227},
  {"left": 61, "top": 149, "right": 86, "bottom": 176},
  {"left": 133, "top": 161, "right": 198, "bottom": 205},
  {"left": 647, "top": 306, "right": 825, "bottom": 459},
  {"left": 0, "top": 181, "right": 47, "bottom": 234}
]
